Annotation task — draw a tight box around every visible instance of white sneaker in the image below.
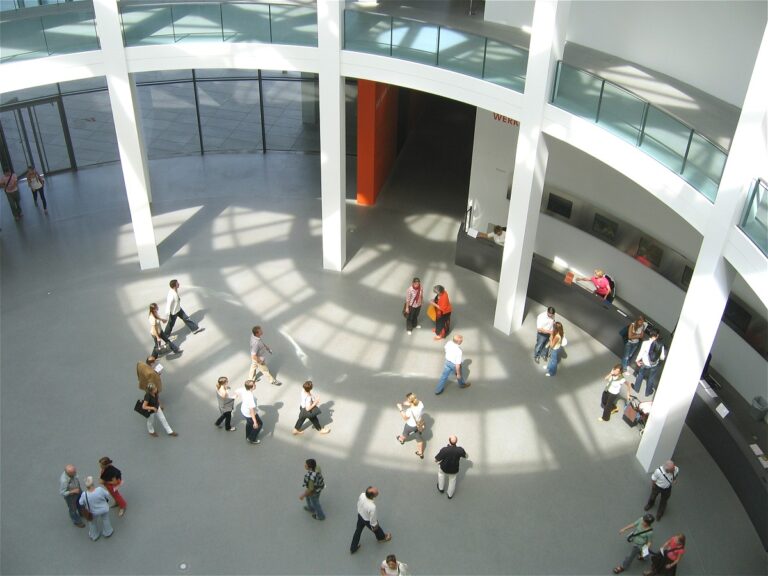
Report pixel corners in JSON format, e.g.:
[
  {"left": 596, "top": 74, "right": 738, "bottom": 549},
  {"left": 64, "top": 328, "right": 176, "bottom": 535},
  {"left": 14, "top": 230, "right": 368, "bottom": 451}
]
[
  {"left": 407, "top": 330, "right": 412, "bottom": 335},
  {"left": 416, "top": 325, "right": 422, "bottom": 329}
]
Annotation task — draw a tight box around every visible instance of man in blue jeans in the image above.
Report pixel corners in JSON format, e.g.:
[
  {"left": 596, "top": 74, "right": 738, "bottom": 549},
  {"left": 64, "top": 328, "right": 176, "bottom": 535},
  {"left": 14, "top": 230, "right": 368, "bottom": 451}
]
[
  {"left": 534, "top": 307, "right": 556, "bottom": 363},
  {"left": 299, "top": 459, "right": 325, "bottom": 521},
  {"left": 633, "top": 330, "right": 666, "bottom": 396},
  {"left": 59, "top": 465, "right": 85, "bottom": 528},
  {"left": 435, "top": 334, "right": 471, "bottom": 395}
]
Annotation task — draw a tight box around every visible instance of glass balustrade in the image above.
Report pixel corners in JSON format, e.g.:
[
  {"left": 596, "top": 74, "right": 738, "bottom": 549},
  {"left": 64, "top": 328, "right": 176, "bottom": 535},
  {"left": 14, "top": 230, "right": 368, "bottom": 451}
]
[
  {"left": 552, "top": 61, "right": 727, "bottom": 202},
  {"left": 0, "top": 3, "right": 98, "bottom": 62},
  {"left": 343, "top": 9, "right": 527, "bottom": 93},
  {"left": 740, "top": 179, "right": 768, "bottom": 256}
]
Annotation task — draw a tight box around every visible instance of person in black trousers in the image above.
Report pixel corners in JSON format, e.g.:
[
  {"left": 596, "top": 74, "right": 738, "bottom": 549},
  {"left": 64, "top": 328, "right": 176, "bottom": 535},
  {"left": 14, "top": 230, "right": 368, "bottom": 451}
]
[{"left": 350, "top": 487, "right": 391, "bottom": 553}]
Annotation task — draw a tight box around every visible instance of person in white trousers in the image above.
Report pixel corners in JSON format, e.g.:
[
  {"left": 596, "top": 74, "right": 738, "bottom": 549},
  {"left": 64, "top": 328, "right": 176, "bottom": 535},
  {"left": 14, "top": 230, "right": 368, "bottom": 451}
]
[
  {"left": 141, "top": 383, "right": 178, "bottom": 437},
  {"left": 434, "top": 435, "right": 468, "bottom": 499}
]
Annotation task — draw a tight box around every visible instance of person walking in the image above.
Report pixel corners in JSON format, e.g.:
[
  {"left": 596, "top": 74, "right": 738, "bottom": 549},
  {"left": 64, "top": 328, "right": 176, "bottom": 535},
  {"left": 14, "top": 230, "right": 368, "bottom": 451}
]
[
  {"left": 214, "top": 376, "right": 238, "bottom": 432},
  {"left": 78, "top": 476, "right": 113, "bottom": 541},
  {"left": 428, "top": 285, "right": 452, "bottom": 341},
  {"left": 2, "top": 168, "right": 22, "bottom": 221},
  {"left": 350, "top": 487, "right": 392, "bottom": 554},
  {"left": 137, "top": 355, "right": 163, "bottom": 393},
  {"left": 141, "top": 383, "right": 178, "bottom": 437},
  {"left": 621, "top": 316, "right": 647, "bottom": 373},
  {"left": 164, "top": 279, "right": 204, "bottom": 338},
  {"left": 613, "top": 513, "right": 654, "bottom": 573},
  {"left": 395, "top": 393, "right": 425, "bottom": 459},
  {"left": 249, "top": 326, "right": 282, "bottom": 386},
  {"left": 148, "top": 303, "right": 181, "bottom": 357},
  {"left": 299, "top": 458, "right": 326, "bottom": 521},
  {"left": 237, "top": 379, "right": 262, "bottom": 445},
  {"left": 26, "top": 165, "right": 47, "bottom": 213},
  {"left": 645, "top": 533, "right": 686, "bottom": 576},
  {"left": 59, "top": 465, "right": 86, "bottom": 528},
  {"left": 435, "top": 435, "right": 468, "bottom": 499},
  {"left": 534, "top": 307, "right": 556, "bottom": 364},
  {"left": 633, "top": 330, "right": 665, "bottom": 396},
  {"left": 599, "top": 364, "right": 630, "bottom": 422},
  {"left": 98, "top": 457, "right": 126, "bottom": 517},
  {"left": 292, "top": 380, "right": 330, "bottom": 435},
  {"left": 544, "top": 322, "right": 564, "bottom": 377},
  {"left": 644, "top": 460, "right": 679, "bottom": 520},
  {"left": 435, "top": 334, "right": 471, "bottom": 395},
  {"left": 404, "top": 277, "right": 423, "bottom": 335},
  {"left": 380, "top": 554, "right": 408, "bottom": 575}
]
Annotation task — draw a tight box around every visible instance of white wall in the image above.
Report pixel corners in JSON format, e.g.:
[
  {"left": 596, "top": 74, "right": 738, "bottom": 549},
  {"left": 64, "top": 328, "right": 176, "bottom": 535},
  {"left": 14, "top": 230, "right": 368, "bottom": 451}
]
[
  {"left": 567, "top": 1, "right": 767, "bottom": 107},
  {"left": 711, "top": 323, "right": 768, "bottom": 404},
  {"left": 466, "top": 109, "right": 519, "bottom": 231},
  {"left": 484, "top": 0, "right": 534, "bottom": 29}
]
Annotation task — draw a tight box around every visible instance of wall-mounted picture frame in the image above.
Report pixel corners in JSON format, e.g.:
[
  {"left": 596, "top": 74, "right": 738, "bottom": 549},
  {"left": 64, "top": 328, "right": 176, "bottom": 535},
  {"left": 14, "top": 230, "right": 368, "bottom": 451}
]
[
  {"left": 681, "top": 265, "right": 694, "bottom": 289},
  {"left": 591, "top": 213, "right": 619, "bottom": 243},
  {"left": 545, "top": 193, "right": 573, "bottom": 220},
  {"left": 635, "top": 237, "right": 664, "bottom": 268}
]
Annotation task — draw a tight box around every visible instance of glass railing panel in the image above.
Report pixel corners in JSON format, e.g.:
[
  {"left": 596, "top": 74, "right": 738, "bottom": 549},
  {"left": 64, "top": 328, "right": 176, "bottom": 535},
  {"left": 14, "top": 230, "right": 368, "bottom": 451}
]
[
  {"left": 596, "top": 82, "right": 645, "bottom": 145},
  {"left": 169, "top": 3, "right": 222, "bottom": 43},
  {"left": 739, "top": 179, "right": 768, "bottom": 256},
  {"left": 221, "top": 3, "right": 270, "bottom": 43},
  {"left": 390, "top": 17, "right": 438, "bottom": 65},
  {"left": 121, "top": 5, "right": 175, "bottom": 46},
  {"left": 269, "top": 3, "right": 316, "bottom": 47},
  {"left": 681, "top": 132, "right": 726, "bottom": 202},
  {"left": 482, "top": 39, "right": 526, "bottom": 92},
  {"left": 639, "top": 106, "right": 690, "bottom": 175},
  {"left": 0, "top": 16, "right": 46, "bottom": 61},
  {"left": 437, "top": 27, "right": 484, "bottom": 78},
  {"left": 343, "top": 9, "right": 391, "bottom": 55},
  {"left": 551, "top": 62, "right": 601, "bottom": 120},
  {"left": 41, "top": 8, "right": 98, "bottom": 54}
]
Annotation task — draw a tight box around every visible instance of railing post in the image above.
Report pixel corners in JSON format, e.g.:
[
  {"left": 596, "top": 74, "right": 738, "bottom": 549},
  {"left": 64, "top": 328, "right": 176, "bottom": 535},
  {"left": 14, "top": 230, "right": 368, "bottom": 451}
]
[
  {"left": 219, "top": 3, "right": 224, "bottom": 42},
  {"left": 389, "top": 16, "right": 393, "bottom": 57},
  {"left": 192, "top": 69, "right": 204, "bottom": 154},
  {"left": 595, "top": 78, "right": 605, "bottom": 123},
  {"left": 481, "top": 36, "right": 487, "bottom": 79},
  {"left": 170, "top": 5, "right": 177, "bottom": 43},
  {"left": 41, "top": 16, "right": 51, "bottom": 55},
  {"left": 550, "top": 60, "right": 561, "bottom": 103},
  {"left": 681, "top": 128, "right": 694, "bottom": 175},
  {"left": 638, "top": 102, "right": 650, "bottom": 147},
  {"left": 268, "top": 4, "right": 273, "bottom": 43},
  {"left": 436, "top": 25, "right": 440, "bottom": 66}
]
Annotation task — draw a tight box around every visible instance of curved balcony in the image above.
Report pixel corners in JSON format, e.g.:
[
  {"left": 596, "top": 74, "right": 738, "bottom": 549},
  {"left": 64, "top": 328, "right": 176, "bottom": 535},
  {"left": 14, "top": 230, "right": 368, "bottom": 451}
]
[{"left": 740, "top": 178, "right": 768, "bottom": 257}]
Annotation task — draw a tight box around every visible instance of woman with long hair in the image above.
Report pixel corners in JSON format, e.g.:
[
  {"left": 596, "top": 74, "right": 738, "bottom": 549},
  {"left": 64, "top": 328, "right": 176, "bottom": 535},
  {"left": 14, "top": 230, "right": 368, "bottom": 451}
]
[
  {"left": 429, "top": 285, "right": 452, "bottom": 341},
  {"left": 396, "top": 392, "right": 426, "bottom": 459},
  {"left": 545, "top": 322, "right": 564, "bottom": 377},
  {"left": 148, "top": 303, "right": 180, "bottom": 356}
]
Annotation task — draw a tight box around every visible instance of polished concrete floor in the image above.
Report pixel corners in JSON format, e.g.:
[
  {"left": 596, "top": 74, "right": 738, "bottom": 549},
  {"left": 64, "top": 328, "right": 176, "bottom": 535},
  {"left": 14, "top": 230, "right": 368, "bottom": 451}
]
[{"left": 1, "top": 100, "right": 766, "bottom": 575}]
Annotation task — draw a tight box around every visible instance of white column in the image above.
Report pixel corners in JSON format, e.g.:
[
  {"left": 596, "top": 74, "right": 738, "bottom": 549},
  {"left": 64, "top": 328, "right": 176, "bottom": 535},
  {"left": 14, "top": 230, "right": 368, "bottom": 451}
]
[
  {"left": 317, "top": 0, "right": 346, "bottom": 271},
  {"left": 636, "top": 25, "right": 768, "bottom": 471},
  {"left": 92, "top": 0, "right": 158, "bottom": 270},
  {"left": 493, "top": 0, "right": 570, "bottom": 334}
]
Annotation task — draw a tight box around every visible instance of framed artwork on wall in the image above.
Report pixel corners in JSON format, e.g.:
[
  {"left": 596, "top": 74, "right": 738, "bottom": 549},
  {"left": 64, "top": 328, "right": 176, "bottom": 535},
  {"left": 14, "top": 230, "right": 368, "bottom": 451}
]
[
  {"left": 545, "top": 193, "right": 573, "bottom": 220},
  {"left": 635, "top": 237, "right": 664, "bottom": 268},
  {"left": 591, "top": 213, "right": 619, "bottom": 243}
]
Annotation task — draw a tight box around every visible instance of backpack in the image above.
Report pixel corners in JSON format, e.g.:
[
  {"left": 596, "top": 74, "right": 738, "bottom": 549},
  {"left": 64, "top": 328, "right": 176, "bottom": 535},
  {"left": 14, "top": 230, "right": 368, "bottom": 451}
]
[
  {"left": 311, "top": 470, "right": 325, "bottom": 493},
  {"left": 604, "top": 274, "right": 616, "bottom": 303},
  {"left": 649, "top": 340, "right": 662, "bottom": 363}
]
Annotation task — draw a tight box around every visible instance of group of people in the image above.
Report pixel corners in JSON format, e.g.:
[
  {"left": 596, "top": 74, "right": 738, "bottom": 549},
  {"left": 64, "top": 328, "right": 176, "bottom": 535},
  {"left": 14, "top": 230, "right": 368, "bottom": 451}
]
[
  {"left": 147, "top": 279, "right": 206, "bottom": 358},
  {"left": 2, "top": 166, "right": 47, "bottom": 221},
  {"left": 534, "top": 306, "right": 566, "bottom": 377},
  {"left": 403, "top": 278, "right": 453, "bottom": 341}
]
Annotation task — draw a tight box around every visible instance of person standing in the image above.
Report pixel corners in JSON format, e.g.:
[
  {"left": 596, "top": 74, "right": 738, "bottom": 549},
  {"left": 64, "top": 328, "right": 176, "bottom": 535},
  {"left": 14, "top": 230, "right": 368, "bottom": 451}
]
[
  {"left": 249, "top": 326, "right": 282, "bottom": 386},
  {"left": 292, "top": 380, "right": 330, "bottom": 435},
  {"left": 350, "top": 487, "right": 392, "bottom": 553},
  {"left": 214, "top": 377, "right": 238, "bottom": 432},
  {"left": 2, "top": 168, "right": 22, "bottom": 221},
  {"left": 404, "top": 277, "right": 423, "bottom": 335},
  {"left": 644, "top": 460, "right": 679, "bottom": 520},
  {"left": 435, "top": 435, "right": 468, "bottom": 499},
  {"left": 645, "top": 533, "right": 686, "bottom": 576},
  {"left": 576, "top": 268, "right": 612, "bottom": 300},
  {"left": 621, "top": 316, "right": 647, "bottom": 373},
  {"left": 428, "top": 285, "right": 452, "bottom": 341},
  {"left": 148, "top": 303, "right": 181, "bottom": 357},
  {"left": 237, "top": 379, "right": 262, "bottom": 445},
  {"left": 98, "top": 457, "right": 126, "bottom": 517},
  {"left": 598, "top": 364, "right": 630, "bottom": 422},
  {"left": 435, "top": 334, "right": 471, "bottom": 395},
  {"left": 395, "top": 393, "right": 425, "bottom": 459},
  {"left": 534, "top": 307, "right": 556, "bottom": 364},
  {"left": 26, "top": 166, "right": 47, "bottom": 213},
  {"left": 299, "top": 458, "right": 326, "bottom": 521},
  {"left": 545, "top": 322, "right": 564, "bottom": 377},
  {"left": 141, "top": 383, "right": 178, "bottom": 438},
  {"left": 613, "top": 513, "right": 655, "bottom": 574},
  {"left": 164, "top": 279, "right": 204, "bottom": 338},
  {"left": 78, "top": 476, "right": 113, "bottom": 541},
  {"left": 380, "top": 554, "right": 408, "bottom": 576},
  {"left": 59, "top": 465, "right": 86, "bottom": 528},
  {"left": 137, "top": 355, "right": 163, "bottom": 393},
  {"left": 633, "top": 330, "right": 666, "bottom": 396}
]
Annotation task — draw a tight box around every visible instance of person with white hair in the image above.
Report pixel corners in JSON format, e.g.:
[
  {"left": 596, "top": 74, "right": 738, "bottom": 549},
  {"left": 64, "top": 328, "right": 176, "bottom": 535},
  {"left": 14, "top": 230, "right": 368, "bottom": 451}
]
[
  {"left": 644, "top": 460, "right": 679, "bottom": 521},
  {"left": 78, "top": 476, "right": 113, "bottom": 541}
]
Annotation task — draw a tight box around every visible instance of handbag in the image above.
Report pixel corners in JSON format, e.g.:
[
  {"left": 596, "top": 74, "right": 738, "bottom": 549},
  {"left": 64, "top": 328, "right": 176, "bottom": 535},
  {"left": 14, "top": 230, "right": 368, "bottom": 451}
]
[
  {"left": 416, "top": 418, "right": 425, "bottom": 433},
  {"left": 301, "top": 405, "right": 322, "bottom": 419},
  {"left": 81, "top": 492, "right": 93, "bottom": 521},
  {"left": 134, "top": 399, "right": 151, "bottom": 418},
  {"left": 402, "top": 302, "right": 408, "bottom": 317}
]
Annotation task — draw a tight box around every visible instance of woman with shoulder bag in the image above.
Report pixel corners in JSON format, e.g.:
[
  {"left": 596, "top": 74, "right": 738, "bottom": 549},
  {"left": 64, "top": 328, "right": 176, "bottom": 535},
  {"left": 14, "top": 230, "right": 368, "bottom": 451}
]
[
  {"left": 78, "top": 476, "right": 113, "bottom": 541},
  {"left": 26, "top": 165, "right": 47, "bottom": 213},
  {"left": 98, "top": 457, "right": 126, "bottom": 517},
  {"left": 214, "top": 376, "right": 238, "bottom": 432},
  {"left": 395, "top": 393, "right": 425, "bottom": 459},
  {"left": 380, "top": 554, "right": 408, "bottom": 575},
  {"left": 545, "top": 322, "right": 565, "bottom": 377},
  {"left": 292, "top": 380, "right": 330, "bottom": 435},
  {"left": 644, "top": 533, "right": 686, "bottom": 576},
  {"left": 613, "top": 513, "right": 654, "bottom": 573}
]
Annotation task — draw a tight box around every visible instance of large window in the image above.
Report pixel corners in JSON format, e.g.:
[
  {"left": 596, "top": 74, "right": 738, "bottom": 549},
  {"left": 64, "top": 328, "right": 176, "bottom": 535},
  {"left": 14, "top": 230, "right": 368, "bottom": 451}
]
[
  {"left": 261, "top": 72, "right": 319, "bottom": 152},
  {"left": 62, "top": 88, "right": 119, "bottom": 167},
  {"left": 197, "top": 77, "right": 263, "bottom": 153}
]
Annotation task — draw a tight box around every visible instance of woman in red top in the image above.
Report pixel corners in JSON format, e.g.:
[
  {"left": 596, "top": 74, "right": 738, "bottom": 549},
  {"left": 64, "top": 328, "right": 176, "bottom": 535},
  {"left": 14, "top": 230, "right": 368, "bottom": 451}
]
[
  {"left": 645, "top": 533, "right": 685, "bottom": 576},
  {"left": 576, "top": 269, "right": 611, "bottom": 300},
  {"left": 429, "top": 285, "right": 452, "bottom": 341}
]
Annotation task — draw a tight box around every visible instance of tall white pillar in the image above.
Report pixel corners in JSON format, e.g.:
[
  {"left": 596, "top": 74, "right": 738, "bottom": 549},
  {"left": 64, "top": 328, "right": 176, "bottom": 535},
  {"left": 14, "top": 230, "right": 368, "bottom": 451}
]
[
  {"left": 317, "top": 0, "right": 347, "bottom": 271},
  {"left": 494, "top": 0, "right": 570, "bottom": 334},
  {"left": 636, "top": 25, "right": 768, "bottom": 471},
  {"left": 92, "top": 0, "right": 158, "bottom": 270}
]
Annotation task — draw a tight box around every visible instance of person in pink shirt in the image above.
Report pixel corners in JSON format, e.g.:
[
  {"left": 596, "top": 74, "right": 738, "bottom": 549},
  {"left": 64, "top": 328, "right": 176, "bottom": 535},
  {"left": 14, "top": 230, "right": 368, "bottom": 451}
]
[{"left": 576, "top": 269, "right": 611, "bottom": 300}]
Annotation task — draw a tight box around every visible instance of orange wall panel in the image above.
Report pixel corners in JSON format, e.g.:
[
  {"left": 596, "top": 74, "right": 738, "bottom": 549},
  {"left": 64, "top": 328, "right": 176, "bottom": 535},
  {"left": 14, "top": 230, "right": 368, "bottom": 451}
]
[{"left": 357, "top": 80, "right": 398, "bottom": 206}]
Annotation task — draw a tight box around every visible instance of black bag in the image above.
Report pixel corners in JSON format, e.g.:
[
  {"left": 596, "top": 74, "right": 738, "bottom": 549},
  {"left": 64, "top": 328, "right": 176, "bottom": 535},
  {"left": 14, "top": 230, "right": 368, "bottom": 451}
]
[
  {"left": 301, "top": 406, "right": 322, "bottom": 419},
  {"left": 649, "top": 340, "right": 663, "bottom": 363},
  {"left": 134, "top": 399, "right": 151, "bottom": 418}
]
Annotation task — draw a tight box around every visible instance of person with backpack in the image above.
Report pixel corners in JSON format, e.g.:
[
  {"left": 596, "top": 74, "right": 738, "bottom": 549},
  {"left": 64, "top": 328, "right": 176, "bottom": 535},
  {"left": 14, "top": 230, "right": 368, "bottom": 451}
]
[
  {"left": 575, "top": 269, "right": 612, "bottom": 301},
  {"left": 633, "top": 329, "right": 666, "bottom": 396},
  {"left": 299, "top": 458, "right": 325, "bottom": 521}
]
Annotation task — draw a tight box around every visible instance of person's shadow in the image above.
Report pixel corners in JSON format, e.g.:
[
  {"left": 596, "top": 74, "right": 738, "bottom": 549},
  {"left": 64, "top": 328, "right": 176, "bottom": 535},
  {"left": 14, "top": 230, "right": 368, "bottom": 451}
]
[
  {"left": 463, "top": 358, "right": 473, "bottom": 382},
  {"left": 259, "top": 401, "right": 284, "bottom": 437}
]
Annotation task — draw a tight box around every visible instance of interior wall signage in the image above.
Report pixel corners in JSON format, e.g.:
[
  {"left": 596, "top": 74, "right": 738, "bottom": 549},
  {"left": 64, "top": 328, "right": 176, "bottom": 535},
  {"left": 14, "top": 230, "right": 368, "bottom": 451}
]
[{"left": 492, "top": 113, "right": 519, "bottom": 127}]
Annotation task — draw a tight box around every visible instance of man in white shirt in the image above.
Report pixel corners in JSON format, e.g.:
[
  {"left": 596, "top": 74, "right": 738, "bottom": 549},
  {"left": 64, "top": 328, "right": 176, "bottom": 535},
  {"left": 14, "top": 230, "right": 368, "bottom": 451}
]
[
  {"left": 350, "top": 487, "right": 391, "bottom": 554},
  {"left": 534, "top": 307, "right": 556, "bottom": 364},
  {"left": 237, "top": 380, "right": 262, "bottom": 445},
  {"left": 435, "top": 335, "right": 471, "bottom": 395},
  {"left": 632, "top": 329, "right": 666, "bottom": 396},
  {"left": 249, "top": 326, "right": 282, "bottom": 386},
  {"left": 478, "top": 225, "right": 506, "bottom": 246},
  {"left": 164, "top": 279, "right": 204, "bottom": 337},
  {"left": 644, "top": 460, "right": 679, "bottom": 520}
]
